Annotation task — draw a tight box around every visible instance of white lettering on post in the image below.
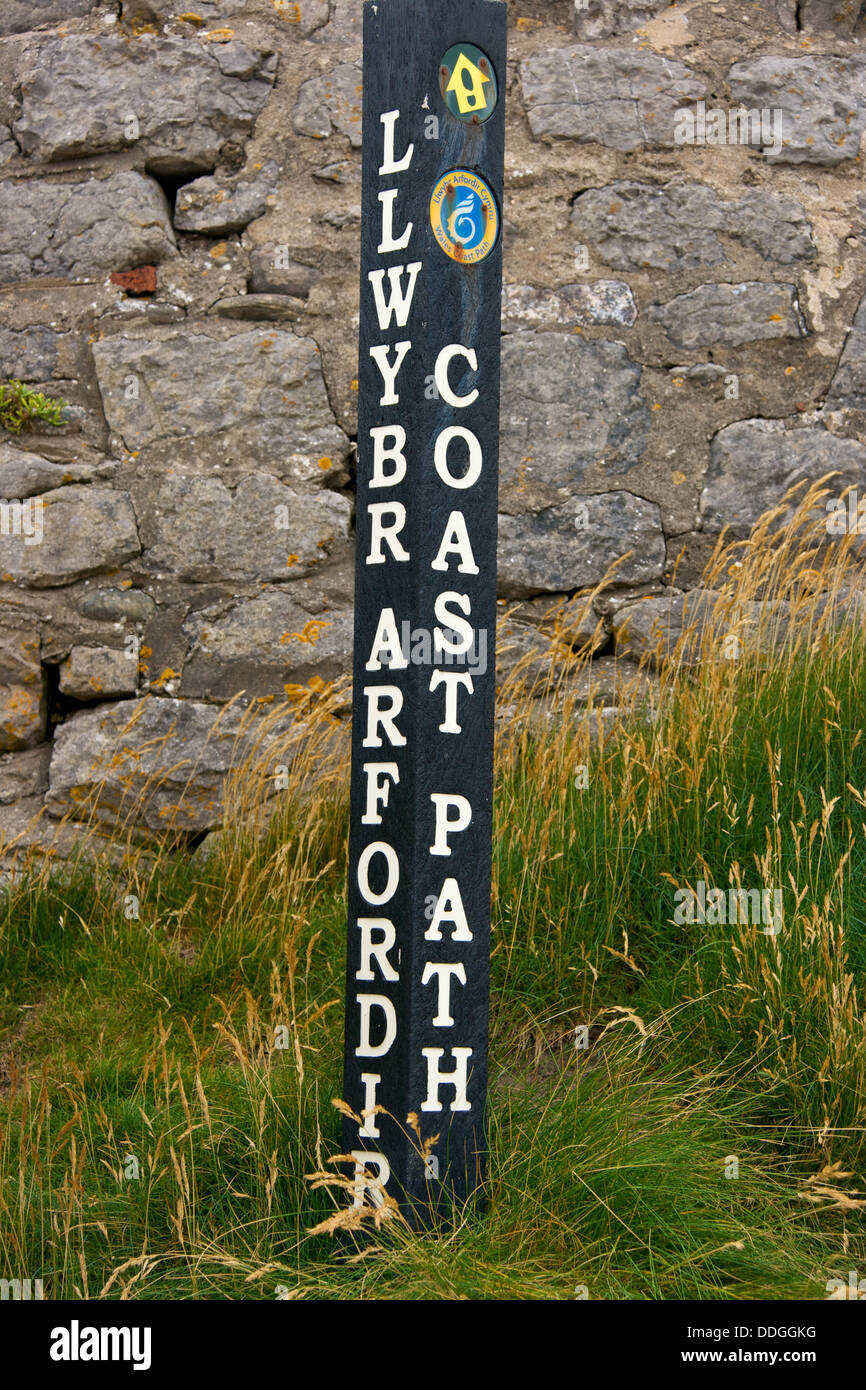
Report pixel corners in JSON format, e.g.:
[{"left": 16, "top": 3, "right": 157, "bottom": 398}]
[
  {"left": 434, "top": 344, "right": 479, "bottom": 408},
  {"left": 363, "top": 685, "right": 406, "bottom": 748},
  {"left": 421, "top": 962, "right": 467, "bottom": 1026},
  {"left": 351, "top": 1151, "right": 391, "bottom": 1207},
  {"left": 369, "top": 426, "right": 408, "bottom": 488},
  {"left": 366, "top": 608, "right": 408, "bottom": 670},
  {"left": 368, "top": 263, "right": 422, "bottom": 328},
  {"left": 424, "top": 877, "right": 473, "bottom": 942},
  {"left": 361, "top": 763, "right": 400, "bottom": 824},
  {"left": 357, "top": 841, "right": 400, "bottom": 906},
  {"left": 358, "top": 1073, "right": 382, "bottom": 1139},
  {"left": 357, "top": 917, "right": 400, "bottom": 981},
  {"left": 430, "top": 794, "right": 472, "bottom": 856},
  {"left": 434, "top": 426, "right": 483, "bottom": 490},
  {"left": 356, "top": 994, "right": 398, "bottom": 1057},
  {"left": 370, "top": 341, "right": 412, "bottom": 406},
  {"left": 367, "top": 503, "right": 410, "bottom": 565},
  {"left": 431, "top": 511, "right": 479, "bottom": 574},
  {"left": 429, "top": 671, "right": 474, "bottom": 734},
  {"left": 379, "top": 110, "right": 414, "bottom": 176},
  {"left": 434, "top": 591, "right": 474, "bottom": 656},
  {"left": 420, "top": 1047, "right": 473, "bottom": 1112},
  {"left": 377, "top": 191, "right": 414, "bottom": 254}
]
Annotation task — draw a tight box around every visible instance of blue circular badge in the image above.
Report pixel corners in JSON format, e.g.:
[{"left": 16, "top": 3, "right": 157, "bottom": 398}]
[{"left": 429, "top": 169, "right": 499, "bottom": 265}]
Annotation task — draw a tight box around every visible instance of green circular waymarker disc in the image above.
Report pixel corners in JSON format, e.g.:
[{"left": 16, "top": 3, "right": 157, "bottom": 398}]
[{"left": 440, "top": 43, "right": 498, "bottom": 124}]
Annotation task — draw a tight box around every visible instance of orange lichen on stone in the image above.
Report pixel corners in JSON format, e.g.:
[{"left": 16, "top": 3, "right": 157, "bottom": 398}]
[
  {"left": 282, "top": 676, "right": 331, "bottom": 705},
  {"left": 282, "top": 619, "right": 332, "bottom": 646}
]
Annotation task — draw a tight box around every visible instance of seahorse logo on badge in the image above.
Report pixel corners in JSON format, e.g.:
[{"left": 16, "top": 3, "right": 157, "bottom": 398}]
[{"left": 430, "top": 170, "right": 499, "bottom": 266}]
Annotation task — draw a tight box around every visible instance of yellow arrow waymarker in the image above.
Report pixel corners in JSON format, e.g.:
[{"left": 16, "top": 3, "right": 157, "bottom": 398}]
[{"left": 445, "top": 50, "right": 492, "bottom": 114}]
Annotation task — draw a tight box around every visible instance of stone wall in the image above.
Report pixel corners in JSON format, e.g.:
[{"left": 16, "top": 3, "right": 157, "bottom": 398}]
[{"left": 0, "top": 0, "right": 864, "bottom": 853}]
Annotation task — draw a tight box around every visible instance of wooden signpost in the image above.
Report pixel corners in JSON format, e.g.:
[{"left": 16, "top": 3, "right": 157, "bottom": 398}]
[{"left": 343, "top": 0, "right": 506, "bottom": 1223}]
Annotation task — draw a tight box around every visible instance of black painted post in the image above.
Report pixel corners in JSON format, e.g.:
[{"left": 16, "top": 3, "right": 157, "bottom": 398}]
[{"left": 342, "top": 0, "right": 506, "bottom": 1224}]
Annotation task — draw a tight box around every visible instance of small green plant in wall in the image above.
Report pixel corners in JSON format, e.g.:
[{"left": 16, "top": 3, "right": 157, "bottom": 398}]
[{"left": 0, "top": 379, "right": 68, "bottom": 434}]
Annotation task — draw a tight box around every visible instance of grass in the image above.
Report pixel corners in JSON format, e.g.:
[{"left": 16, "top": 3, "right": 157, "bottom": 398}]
[
  {"left": 0, "top": 479, "right": 864, "bottom": 1299},
  {"left": 0, "top": 379, "right": 67, "bottom": 434}
]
